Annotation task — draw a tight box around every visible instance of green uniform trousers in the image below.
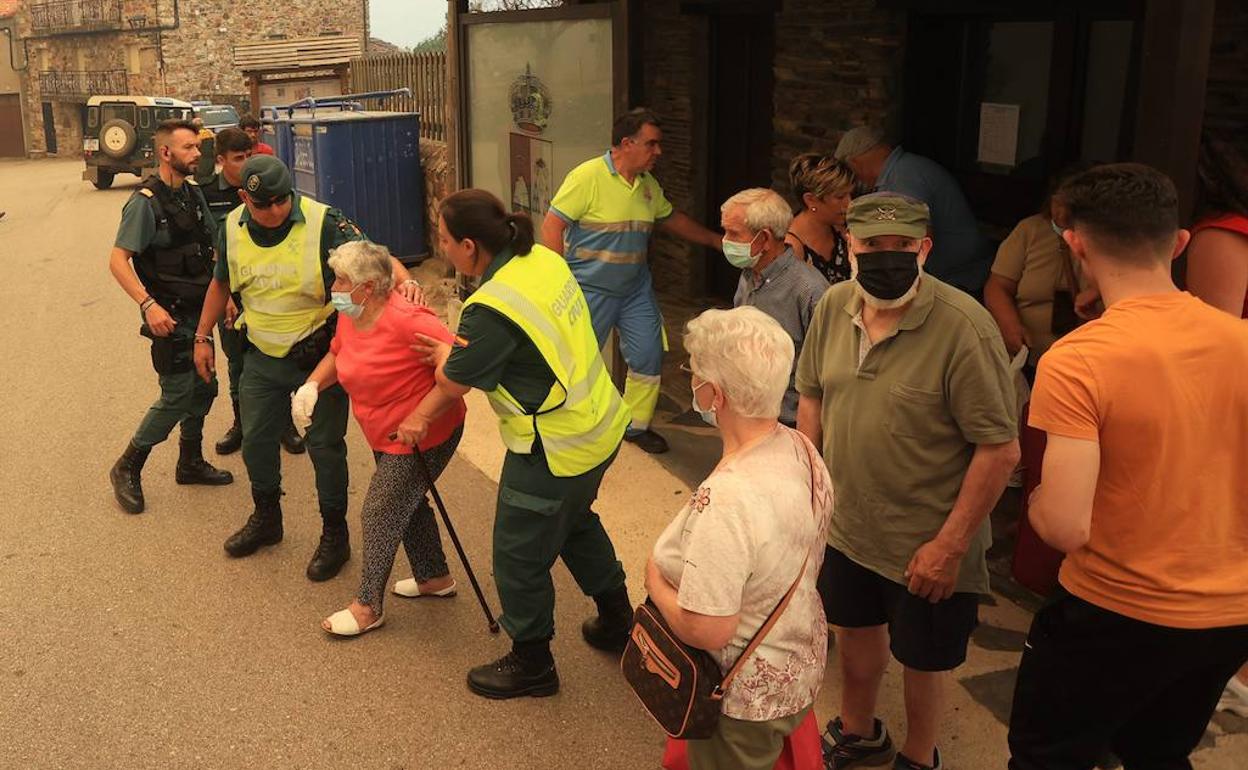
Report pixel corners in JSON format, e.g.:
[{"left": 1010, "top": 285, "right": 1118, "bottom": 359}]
[
  {"left": 493, "top": 444, "right": 626, "bottom": 642},
  {"left": 218, "top": 321, "right": 245, "bottom": 402},
  {"left": 686, "top": 707, "right": 811, "bottom": 770},
  {"left": 239, "top": 347, "right": 349, "bottom": 512},
  {"left": 132, "top": 318, "right": 217, "bottom": 449}
]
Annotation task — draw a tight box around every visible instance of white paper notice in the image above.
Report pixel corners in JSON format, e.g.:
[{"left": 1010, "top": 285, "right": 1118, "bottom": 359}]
[{"left": 978, "top": 102, "right": 1020, "bottom": 167}]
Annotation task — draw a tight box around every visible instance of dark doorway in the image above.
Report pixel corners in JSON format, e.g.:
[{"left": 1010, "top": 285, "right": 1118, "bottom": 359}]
[
  {"left": 902, "top": 2, "right": 1143, "bottom": 233},
  {"left": 41, "top": 102, "right": 57, "bottom": 155},
  {"left": 703, "top": 9, "right": 775, "bottom": 300},
  {"left": 0, "top": 94, "right": 23, "bottom": 157}
]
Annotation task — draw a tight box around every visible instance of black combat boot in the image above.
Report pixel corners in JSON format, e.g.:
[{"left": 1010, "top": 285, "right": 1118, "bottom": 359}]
[
  {"left": 467, "top": 638, "right": 560, "bottom": 699},
  {"left": 109, "top": 441, "right": 151, "bottom": 514},
  {"left": 175, "top": 439, "right": 234, "bottom": 485},
  {"left": 280, "top": 418, "right": 306, "bottom": 455},
  {"left": 223, "top": 490, "right": 284, "bottom": 557},
  {"left": 306, "top": 513, "right": 350, "bottom": 581},
  {"left": 581, "top": 585, "right": 634, "bottom": 653},
  {"left": 215, "top": 400, "right": 243, "bottom": 455}
]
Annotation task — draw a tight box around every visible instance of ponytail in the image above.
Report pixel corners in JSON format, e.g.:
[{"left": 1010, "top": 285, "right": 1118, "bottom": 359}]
[
  {"left": 440, "top": 189, "right": 537, "bottom": 258},
  {"left": 504, "top": 213, "right": 536, "bottom": 254}
]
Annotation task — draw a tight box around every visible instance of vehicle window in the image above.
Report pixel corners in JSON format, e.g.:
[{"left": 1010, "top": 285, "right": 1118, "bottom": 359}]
[
  {"left": 151, "top": 107, "right": 192, "bottom": 122},
  {"left": 101, "top": 104, "right": 137, "bottom": 124},
  {"left": 87, "top": 107, "right": 99, "bottom": 129},
  {"left": 139, "top": 108, "right": 151, "bottom": 129},
  {"left": 199, "top": 106, "right": 240, "bottom": 127}
]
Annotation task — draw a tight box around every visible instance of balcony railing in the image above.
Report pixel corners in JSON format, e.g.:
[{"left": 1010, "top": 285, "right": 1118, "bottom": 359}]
[
  {"left": 39, "top": 69, "right": 128, "bottom": 100},
  {"left": 30, "top": 0, "right": 125, "bottom": 33}
]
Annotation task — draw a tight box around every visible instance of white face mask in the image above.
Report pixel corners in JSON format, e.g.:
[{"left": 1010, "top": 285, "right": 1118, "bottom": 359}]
[{"left": 690, "top": 379, "right": 718, "bottom": 428}]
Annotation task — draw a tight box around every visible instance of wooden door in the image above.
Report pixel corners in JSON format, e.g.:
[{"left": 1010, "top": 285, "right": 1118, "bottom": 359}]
[{"left": 0, "top": 94, "right": 24, "bottom": 157}]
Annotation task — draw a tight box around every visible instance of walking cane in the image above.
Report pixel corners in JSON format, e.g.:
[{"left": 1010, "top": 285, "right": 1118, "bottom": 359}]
[{"left": 393, "top": 434, "right": 501, "bottom": 634}]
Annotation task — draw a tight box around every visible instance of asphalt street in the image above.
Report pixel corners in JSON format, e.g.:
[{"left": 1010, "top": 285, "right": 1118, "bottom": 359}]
[{"left": 0, "top": 158, "right": 1243, "bottom": 769}]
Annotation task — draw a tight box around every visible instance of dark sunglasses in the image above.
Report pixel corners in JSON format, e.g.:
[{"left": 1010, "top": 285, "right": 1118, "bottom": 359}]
[{"left": 250, "top": 193, "right": 290, "bottom": 210}]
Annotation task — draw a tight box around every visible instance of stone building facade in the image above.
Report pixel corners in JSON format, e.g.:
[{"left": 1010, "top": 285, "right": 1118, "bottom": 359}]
[{"left": 14, "top": 0, "right": 368, "bottom": 157}]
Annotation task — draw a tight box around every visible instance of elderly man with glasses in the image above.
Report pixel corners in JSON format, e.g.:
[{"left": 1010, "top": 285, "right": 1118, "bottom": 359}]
[{"left": 193, "top": 155, "right": 420, "bottom": 582}]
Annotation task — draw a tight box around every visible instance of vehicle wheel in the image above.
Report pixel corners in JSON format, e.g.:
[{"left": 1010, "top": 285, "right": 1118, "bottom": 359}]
[
  {"left": 99, "top": 119, "right": 138, "bottom": 159},
  {"left": 93, "top": 170, "right": 115, "bottom": 190}
]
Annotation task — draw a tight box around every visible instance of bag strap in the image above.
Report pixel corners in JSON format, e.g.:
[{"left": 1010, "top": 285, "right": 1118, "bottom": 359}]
[{"left": 718, "top": 433, "right": 823, "bottom": 695}]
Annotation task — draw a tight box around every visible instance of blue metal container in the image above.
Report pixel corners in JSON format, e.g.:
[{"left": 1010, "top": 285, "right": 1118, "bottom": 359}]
[{"left": 287, "top": 110, "right": 427, "bottom": 263}]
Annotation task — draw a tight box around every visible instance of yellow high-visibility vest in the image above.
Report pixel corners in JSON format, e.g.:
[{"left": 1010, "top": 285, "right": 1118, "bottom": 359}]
[
  {"left": 225, "top": 196, "right": 333, "bottom": 357},
  {"left": 465, "top": 244, "right": 630, "bottom": 477}
]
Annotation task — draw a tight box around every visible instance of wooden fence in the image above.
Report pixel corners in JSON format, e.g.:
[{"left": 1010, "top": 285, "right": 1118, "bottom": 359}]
[{"left": 348, "top": 51, "right": 448, "bottom": 141}]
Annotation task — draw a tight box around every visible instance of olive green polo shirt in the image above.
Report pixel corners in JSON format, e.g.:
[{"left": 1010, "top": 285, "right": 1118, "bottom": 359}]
[
  {"left": 114, "top": 179, "right": 215, "bottom": 255},
  {"left": 795, "top": 277, "right": 1017, "bottom": 594}
]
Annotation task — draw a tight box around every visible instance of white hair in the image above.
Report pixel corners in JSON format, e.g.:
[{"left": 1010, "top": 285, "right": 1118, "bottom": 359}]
[
  {"left": 684, "top": 306, "right": 794, "bottom": 420},
  {"left": 327, "top": 241, "right": 394, "bottom": 293},
  {"left": 720, "top": 188, "right": 793, "bottom": 240}
]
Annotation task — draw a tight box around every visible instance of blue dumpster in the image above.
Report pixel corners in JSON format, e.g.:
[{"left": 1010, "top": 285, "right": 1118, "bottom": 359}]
[{"left": 287, "top": 110, "right": 427, "bottom": 263}]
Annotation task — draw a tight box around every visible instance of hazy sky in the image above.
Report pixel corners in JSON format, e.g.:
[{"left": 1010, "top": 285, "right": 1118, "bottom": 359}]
[{"left": 370, "top": 0, "right": 448, "bottom": 49}]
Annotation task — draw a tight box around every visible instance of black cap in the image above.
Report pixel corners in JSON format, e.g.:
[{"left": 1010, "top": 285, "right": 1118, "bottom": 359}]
[{"left": 241, "top": 155, "right": 292, "bottom": 203}]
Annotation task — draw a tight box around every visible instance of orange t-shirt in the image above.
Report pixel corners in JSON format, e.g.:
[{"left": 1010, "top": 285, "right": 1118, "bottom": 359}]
[{"left": 1029, "top": 292, "right": 1248, "bottom": 629}]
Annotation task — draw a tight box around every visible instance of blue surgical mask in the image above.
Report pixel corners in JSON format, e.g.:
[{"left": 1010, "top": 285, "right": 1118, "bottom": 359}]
[
  {"left": 691, "top": 379, "right": 718, "bottom": 428},
  {"left": 1051, "top": 220, "right": 1065, "bottom": 238},
  {"left": 722, "top": 232, "right": 762, "bottom": 269},
  {"left": 331, "top": 285, "right": 365, "bottom": 318}
]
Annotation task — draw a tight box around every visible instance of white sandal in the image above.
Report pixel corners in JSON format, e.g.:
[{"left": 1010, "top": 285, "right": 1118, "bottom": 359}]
[
  {"left": 392, "top": 578, "right": 457, "bottom": 598},
  {"left": 323, "top": 608, "right": 385, "bottom": 637}
]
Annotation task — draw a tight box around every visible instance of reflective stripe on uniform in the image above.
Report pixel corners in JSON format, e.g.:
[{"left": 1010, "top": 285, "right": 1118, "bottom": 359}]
[
  {"left": 464, "top": 244, "right": 629, "bottom": 477},
  {"left": 573, "top": 248, "right": 648, "bottom": 265}
]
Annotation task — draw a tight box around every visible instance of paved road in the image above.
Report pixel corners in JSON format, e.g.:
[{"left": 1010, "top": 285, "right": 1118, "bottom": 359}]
[{"left": 0, "top": 159, "right": 1243, "bottom": 769}]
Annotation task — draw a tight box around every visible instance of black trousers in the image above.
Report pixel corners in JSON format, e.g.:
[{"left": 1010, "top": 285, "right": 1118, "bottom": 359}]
[{"left": 1008, "top": 588, "right": 1248, "bottom": 770}]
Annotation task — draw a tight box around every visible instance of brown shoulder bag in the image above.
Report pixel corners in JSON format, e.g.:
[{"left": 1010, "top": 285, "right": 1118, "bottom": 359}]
[{"left": 621, "top": 436, "right": 821, "bottom": 739}]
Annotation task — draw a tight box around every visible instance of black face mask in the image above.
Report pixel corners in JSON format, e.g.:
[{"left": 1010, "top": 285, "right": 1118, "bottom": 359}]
[{"left": 854, "top": 250, "right": 920, "bottom": 301}]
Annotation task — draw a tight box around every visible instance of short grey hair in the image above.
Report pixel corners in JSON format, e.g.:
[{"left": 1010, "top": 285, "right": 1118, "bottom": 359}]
[
  {"left": 720, "top": 188, "right": 793, "bottom": 240},
  {"left": 684, "top": 306, "right": 793, "bottom": 420},
  {"left": 834, "top": 125, "right": 886, "bottom": 160},
  {"left": 327, "top": 241, "right": 394, "bottom": 293}
]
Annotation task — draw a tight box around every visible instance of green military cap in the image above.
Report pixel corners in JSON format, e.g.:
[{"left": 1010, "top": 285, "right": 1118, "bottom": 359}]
[
  {"left": 241, "top": 154, "right": 292, "bottom": 203},
  {"left": 846, "top": 192, "right": 930, "bottom": 239}
]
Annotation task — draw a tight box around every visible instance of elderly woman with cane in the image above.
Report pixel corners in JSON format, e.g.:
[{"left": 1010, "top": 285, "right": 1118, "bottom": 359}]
[
  {"left": 405, "top": 189, "right": 633, "bottom": 699},
  {"left": 645, "top": 306, "right": 833, "bottom": 770},
  {"left": 291, "top": 240, "right": 467, "bottom": 637}
]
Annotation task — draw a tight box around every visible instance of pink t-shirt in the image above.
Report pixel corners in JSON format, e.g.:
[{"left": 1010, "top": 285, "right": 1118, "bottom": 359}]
[{"left": 331, "top": 294, "right": 467, "bottom": 454}]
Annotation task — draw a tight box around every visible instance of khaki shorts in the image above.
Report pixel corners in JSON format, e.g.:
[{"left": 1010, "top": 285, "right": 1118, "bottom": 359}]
[{"left": 686, "top": 706, "right": 811, "bottom": 770}]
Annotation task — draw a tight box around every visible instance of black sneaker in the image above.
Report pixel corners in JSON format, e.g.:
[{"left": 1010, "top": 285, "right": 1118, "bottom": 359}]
[
  {"left": 624, "top": 429, "right": 669, "bottom": 454},
  {"left": 894, "top": 747, "right": 942, "bottom": 770},
  {"left": 467, "top": 651, "right": 560, "bottom": 699},
  {"left": 823, "top": 717, "right": 896, "bottom": 769}
]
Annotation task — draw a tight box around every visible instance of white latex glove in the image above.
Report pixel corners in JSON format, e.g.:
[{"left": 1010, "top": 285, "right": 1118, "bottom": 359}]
[{"left": 291, "top": 381, "right": 319, "bottom": 430}]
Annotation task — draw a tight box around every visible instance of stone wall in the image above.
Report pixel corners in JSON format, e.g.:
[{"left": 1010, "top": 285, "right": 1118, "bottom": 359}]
[
  {"left": 18, "top": 0, "right": 368, "bottom": 156},
  {"left": 640, "top": 0, "right": 905, "bottom": 298},
  {"left": 770, "top": 0, "right": 905, "bottom": 197},
  {"left": 639, "top": 0, "right": 704, "bottom": 299},
  {"left": 420, "top": 138, "right": 451, "bottom": 262}
]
